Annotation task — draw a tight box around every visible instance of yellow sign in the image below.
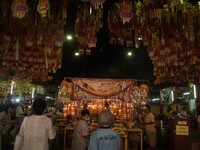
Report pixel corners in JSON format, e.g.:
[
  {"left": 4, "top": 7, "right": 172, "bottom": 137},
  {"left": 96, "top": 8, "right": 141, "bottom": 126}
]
[
  {"left": 171, "top": 104, "right": 177, "bottom": 112},
  {"left": 176, "top": 125, "right": 189, "bottom": 136},
  {"left": 178, "top": 121, "right": 187, "bottom": 125}
]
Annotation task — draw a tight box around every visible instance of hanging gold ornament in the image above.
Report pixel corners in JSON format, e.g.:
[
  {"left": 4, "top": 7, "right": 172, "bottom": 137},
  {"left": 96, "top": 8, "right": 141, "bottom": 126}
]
[
  {"left": 11, "top": 0, "right": 28, "bottom": 19},
  {"left": 60, "top": 80, "right": 69, "bottom": 96},
  {"left": 139, "top": 84, "right": 149, "bottom": 91},
  {"left": 37, "top": 0, "right": 50, "bottom": 17},
  {"left": 119, "top": 0, "right": 133, "bottom": 24}
]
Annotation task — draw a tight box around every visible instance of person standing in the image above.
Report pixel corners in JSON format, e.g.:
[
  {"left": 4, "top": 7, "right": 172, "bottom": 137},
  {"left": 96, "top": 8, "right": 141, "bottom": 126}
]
[
  {"left": 14, "top": 97, "right": 56, "bottom": 150},
  {"left": 66, "top": 115, "right": 73, "bottom": 127},
  {"left": 88, "top": 109, "right": 120, "bottom": 150},
  {"left": 197, "top": 112, "right": 200, "bottom": 130},
  {"left": 0, "top": 99, "right": 5, "bottom": 113},
  {"left": 83, "top": 103, "right": 91, "bottom": 124},
  {"left": 83, "top": 103, "right": 88, "bottom": 111},
  {"left": 15, "top": 102, "right": 25, "bottom": 135},
  {"left": 144, "top": 105, "right": 156, "bottom": 150},
  {"left": 180, "top": 106, "right": 188, "bottom": 117},
  {"left": 104, "top": 102, "right": 110, "bottom": 110},
  {"left": 46, "top": 106, "right": 57, "bottom": 126},
  {"left": 0, "top": 103, "right": 15, "bottom": 150},
  {"left": 71, "top": 109, "right": 90, "bottom": 150}
]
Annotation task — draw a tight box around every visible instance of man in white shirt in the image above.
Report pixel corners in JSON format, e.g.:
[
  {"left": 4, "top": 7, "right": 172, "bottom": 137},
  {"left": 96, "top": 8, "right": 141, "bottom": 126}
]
[{"left": 180, "top": 106, "right": 188, "bottom": 117}]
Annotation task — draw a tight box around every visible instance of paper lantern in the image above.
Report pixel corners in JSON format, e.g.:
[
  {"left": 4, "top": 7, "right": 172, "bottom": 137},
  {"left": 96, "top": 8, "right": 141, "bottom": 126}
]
[
  {"left": 133, "top": 86, "right": 139, "bottom": 90},
  {"left": 67, "top": 83, "right": 73, "bottom": 97},
  {"left": 119, "top": 1, "right": 133, "bottom": 24},
  {"left": 120, "top": 9, "right": 133, "bottom": 24},
  {"left": 37, "top": 0, "right": 50, "bottom": 17},
  {"left": 133, "top": 86, "right": 139, "bottom": 100},
  {"left": 11, "top": 0, "right": 28, "bottom": 19},
  {"left": 140, "top": 84, "right": 148, "bottom": 99},
  {"left": 139, "top": 84, "right": 149, "bottom": 91},
  {"left": 60, "top": 80, "right": 68, "bottom": 96}
]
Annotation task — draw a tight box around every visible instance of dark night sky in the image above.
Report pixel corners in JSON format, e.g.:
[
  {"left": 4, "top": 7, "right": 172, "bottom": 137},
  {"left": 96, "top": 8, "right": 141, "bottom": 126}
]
[
  {"left": 60, "top": 42, "right": 154, "bottom": 83},
  {"left": 54, "top": 0, "right": 155, "bottom": 87}
]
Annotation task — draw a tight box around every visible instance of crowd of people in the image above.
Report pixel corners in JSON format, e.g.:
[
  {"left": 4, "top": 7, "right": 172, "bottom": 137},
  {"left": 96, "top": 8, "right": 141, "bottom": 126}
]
[
  {"left": 71, "top": 107, "right": 121, "bottom": 150},
  {"left": 0, "top": 98, "right": 123, "bottom": 150},
  {"left": 0, "top": 98, "right": 61, "bottom": 150},
  {"left": 2, "top": 96, "right": 199, "bottom": 150},
  {"left": 70, "top": 102, "right": 157, "bottom": 150}
]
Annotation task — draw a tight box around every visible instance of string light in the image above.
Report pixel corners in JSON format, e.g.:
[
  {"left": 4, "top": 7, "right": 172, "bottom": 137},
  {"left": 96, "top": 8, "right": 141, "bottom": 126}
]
[
  {"left": 193, "top": 85, "right": 197, "bottom": 99},
  {"left": 171, "top": 90, "right": 174, "bottom": 102},
  {"left": 127, "top": 52, "right": 132, "bottom": 56},
  {"left": 10, "top": 81, "right": 15, "bottom": 95}
]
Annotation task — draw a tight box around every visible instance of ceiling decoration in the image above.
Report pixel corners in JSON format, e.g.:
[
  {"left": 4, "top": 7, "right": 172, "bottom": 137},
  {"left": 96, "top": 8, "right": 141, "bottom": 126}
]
[
  {"left": 0, "top": 0, "right": 66, "bottom": 81},
  {"left": 75, "top": 3, "right": 103, "bottom": 55},
  {"left": 143, "top": 0, "right": 200, "bottom": 85},
  {"left": 11, "top": 0, "right": 29, "bottom": 19},
  {"left": 90, "top": 0, "right": 106, "bottom": 9},
  {"left": 0, "top": 0, "right": 200, "bottom": 85},
  {"left": 60, "top": 77, "right": 149, "bottom": 103},
  {"left": 75, "top": 0, "right": 200, "bottom": 85}
]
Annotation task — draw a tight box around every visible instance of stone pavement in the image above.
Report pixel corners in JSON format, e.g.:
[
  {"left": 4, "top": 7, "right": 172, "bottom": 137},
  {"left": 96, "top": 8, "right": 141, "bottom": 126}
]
[{"left": 5, "top": 128, "right": 200, "bottom": 150}]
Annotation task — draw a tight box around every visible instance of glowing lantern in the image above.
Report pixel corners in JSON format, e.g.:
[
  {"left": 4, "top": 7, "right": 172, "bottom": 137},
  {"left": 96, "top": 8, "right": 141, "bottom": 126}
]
[
  {"left": 119, "top": 0, "right": 133, "bottom": 24},
  {"left": 140, "top": 84, "right": 149, "bottom": 98},
  {"left": 60, "top": 80, "right": 68, "bottom": 96},
  {"left": 67, "top": 83, "right": 73, "bottom": 97},
  {"left": 11, "top": 0, "right": 28, "bottom": 19},
  {"left": 133, "top": 86, "right": 139, "bottom": 99},
  {"left": 37, "top": 0, "right": 50, "bottom": 17},
  {"left": 139, "top": 84, "right": 149, "bottom": 91}
]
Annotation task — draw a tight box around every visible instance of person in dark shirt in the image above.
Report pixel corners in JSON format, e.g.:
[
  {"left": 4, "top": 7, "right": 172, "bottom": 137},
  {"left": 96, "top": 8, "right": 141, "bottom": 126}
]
[
  {"left": 66, "top": 115, "right": 73, "bottom": 127},
  {"left": 88, "top": 109, "right": 120, "bottom": 150},
  {"left": 0, "top": 99, "right": 5, "bottom": 113}
]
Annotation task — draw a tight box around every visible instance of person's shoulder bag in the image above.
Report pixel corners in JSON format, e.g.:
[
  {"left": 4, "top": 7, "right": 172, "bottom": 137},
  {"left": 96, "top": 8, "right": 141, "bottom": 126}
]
[{"left": 13, "top": 117, "right": 28, "bottom": 150}]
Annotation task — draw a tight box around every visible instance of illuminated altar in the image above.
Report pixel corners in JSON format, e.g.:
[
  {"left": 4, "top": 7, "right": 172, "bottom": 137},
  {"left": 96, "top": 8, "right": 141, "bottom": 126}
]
[
  {"left": 59, "top": 77, "right": 149, "bottom": 121},
  {"left": 63, "top": 99, "right": 134, "bottom": 120}
]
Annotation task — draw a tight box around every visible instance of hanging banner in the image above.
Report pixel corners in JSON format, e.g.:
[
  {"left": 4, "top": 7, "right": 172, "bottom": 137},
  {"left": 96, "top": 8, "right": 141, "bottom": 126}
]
[{"left": 68, "top": 78, "right": 136, "bottom": 102}]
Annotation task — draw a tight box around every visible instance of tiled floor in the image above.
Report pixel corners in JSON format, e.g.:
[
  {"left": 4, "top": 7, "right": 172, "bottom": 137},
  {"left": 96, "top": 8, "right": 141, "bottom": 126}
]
[
  {"left": 55, "top": 127, "right": 170, "bottom": 150},
  {"left": 4, "top": 128, "right": 200, "bottom": 150}
]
